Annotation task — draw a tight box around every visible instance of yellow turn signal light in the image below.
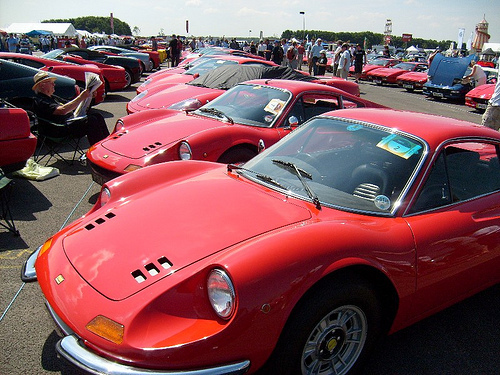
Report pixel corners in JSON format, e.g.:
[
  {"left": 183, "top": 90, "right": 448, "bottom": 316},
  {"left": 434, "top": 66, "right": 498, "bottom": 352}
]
[
  {"left": 86, "top": 315, "right": 124, "bottom": 344},
  {"left": 124, "top": 164, "right": 143, "bottom": 173}
]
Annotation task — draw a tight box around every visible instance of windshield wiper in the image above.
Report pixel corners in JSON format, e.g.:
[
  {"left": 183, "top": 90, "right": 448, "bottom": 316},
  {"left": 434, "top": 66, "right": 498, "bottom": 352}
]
[
  {"left": 227, "top": 164, "right": 287, "bottom": 190},
  {"left": 199, "top": 107, "right": 234, "bottom": 124},
  {"left": 272, "top": 159, "right": 321, "bottom": 210}
]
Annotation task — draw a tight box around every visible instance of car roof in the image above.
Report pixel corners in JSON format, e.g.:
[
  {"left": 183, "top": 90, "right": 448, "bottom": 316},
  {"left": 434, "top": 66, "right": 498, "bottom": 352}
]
[
  {"left": 321, "top": 108, "right": 500, "bottom": 148},
  {"left": 242, "top": 79, "right": 348, "bottom": 94}
]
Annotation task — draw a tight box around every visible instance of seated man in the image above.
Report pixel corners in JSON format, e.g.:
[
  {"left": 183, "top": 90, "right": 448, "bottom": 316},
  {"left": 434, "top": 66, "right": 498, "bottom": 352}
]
[{"left": 32, "top": 71, "right": 109, "bottom": 146}]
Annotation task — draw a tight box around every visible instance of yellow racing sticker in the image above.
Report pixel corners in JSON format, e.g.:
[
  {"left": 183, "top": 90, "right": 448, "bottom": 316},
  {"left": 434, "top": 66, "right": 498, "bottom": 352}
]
[{"left": 264, "top": 99, "right": 286, "bottom": 115}]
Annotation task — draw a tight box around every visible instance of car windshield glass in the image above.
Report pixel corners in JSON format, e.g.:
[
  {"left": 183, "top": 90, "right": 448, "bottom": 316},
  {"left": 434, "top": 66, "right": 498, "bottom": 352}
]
[
  {"left": 372, "top": 59, "right": 390, "bottom": 66},
  {"left": 242, "top": 117, "right": 425, "bottom": 214},
  {"left": 194, "top": 84, "right": 291, "bottom": 127},
  {"left": 43, "top": 49, "right": 64, "bottom": 59},
  {"left": 393, "top": 63, "right": 416, "bottom": 70},
  {"left": 186, "top": 59, "right": 238, "bottom": 76}
]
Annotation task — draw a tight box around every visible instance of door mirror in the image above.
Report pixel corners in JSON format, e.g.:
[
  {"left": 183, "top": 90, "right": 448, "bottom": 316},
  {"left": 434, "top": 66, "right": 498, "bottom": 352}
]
[{"left": 258, "top": 139, "right": 266, "bottom": 153}]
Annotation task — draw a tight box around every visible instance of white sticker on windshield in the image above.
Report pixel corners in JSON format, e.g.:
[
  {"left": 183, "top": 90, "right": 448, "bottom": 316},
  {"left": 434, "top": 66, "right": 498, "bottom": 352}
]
[
  {"left": 265, "top": 99, "right": 286, "bottom": 115},
  {"left": 374, "top": 195, "right": 391, "bottom": 210}
]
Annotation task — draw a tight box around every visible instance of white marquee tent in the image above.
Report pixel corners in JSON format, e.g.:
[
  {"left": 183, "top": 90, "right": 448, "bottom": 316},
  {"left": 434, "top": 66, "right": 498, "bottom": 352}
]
[{"left": 5, "top": 23, "right": 77, "bottom": 36}]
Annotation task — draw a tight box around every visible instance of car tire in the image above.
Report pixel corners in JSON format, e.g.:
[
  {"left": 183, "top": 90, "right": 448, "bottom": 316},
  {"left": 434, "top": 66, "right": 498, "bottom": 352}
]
[
  {"left": 124, "top": 69, "right": 132, "bottom": 88},
  {"left": 263, "top": 278, "right": 383, "bottom": 375},
  {"left": 218, "top": 148, "right": 256, "bottom": 164}
]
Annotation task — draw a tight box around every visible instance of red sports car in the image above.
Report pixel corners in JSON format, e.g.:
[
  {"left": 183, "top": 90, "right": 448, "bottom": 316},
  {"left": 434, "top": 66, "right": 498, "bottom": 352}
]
[
  {"left": 465, "top": 83, "right": 495, "bottom": 111},
  {"left": 396, "top": 71, "right": 429, "bottom": 91},
  {"left": 129, "top": 64, "right": 361, "bottom": 114},
  {"left": 136, "top": 55, "right": 277, "bottom": 94},
  {"left": 349, "top": 58, "right": 401, "bottom": 80},
  {"left": 44, "top": 49, "right": 135, "bottom": 90},
  {"left": 0, "top": 103, "right": 37, "bottom": 172},
  {"left": 366, "top": 62, "right": 428, "bottom": 85},
  {"left": 89, "top": 79, "right": 385, "bottom": 183},
  {"left": 23, "top": 108, "right": 500, "bottom": 375},
  {"left": 0, "top": 52, "right": 106, "bottom": 105}
]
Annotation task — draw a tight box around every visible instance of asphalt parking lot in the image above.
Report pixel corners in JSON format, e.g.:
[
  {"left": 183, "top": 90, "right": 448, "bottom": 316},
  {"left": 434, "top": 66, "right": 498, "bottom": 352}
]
[{"left": 1, "top": 67, "right": 499, "bottom": 374}]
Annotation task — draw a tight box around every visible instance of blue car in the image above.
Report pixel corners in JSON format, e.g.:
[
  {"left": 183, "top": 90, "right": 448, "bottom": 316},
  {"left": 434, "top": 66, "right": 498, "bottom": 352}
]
[{"left": 423, "top": 54, "right": 476, "bottom": 101}]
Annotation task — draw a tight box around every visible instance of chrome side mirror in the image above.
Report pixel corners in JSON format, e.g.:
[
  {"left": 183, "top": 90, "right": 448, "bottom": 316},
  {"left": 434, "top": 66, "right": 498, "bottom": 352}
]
[
  {"left": 258, "top": 139, "right": 266, "bottom": 153},
  {"left": 288, "top": 116, "right": 299, "bottom": 128}
]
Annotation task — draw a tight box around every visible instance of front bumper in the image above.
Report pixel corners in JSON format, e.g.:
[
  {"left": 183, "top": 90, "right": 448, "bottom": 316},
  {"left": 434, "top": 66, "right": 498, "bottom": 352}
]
[
  {"left": 46, "top": 301, "right": 250, "bottom": 375},
  {"left": 21, "top": 246, "right": 40, "bottom": 282}
]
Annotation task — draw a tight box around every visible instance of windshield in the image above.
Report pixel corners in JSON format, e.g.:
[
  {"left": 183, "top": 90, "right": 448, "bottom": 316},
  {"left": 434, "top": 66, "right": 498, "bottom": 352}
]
[
  {"left": 393, "top": 63, "right": 417, "bottom": 70},
  {"left": 43, "top": 49, "right": 64, "bottom": 59},
  {"left": 186, "top": 59, "right": 238, "bottom": 75},
  {"left": 242, "top": 117, "right": 425, "bottom": 214},
  {"left": 371, "top": 59, "right": 391, "bottom": 66},
  {"left": 194, "top": 84, "right": 291, "bottom": 127}
]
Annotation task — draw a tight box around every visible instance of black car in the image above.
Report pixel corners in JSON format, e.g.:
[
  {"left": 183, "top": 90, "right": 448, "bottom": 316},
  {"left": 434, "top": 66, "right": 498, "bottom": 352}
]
[
  {"left": 0, "top": 59, "right": 79, "bottom": 115},
  {"left": 44, "top": 48, "right": 142, "bottom": 85}
]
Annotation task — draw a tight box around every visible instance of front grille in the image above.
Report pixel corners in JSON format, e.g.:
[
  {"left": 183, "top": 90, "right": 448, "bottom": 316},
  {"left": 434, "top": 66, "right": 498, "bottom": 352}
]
[{"left": 89, "top": 161, "right": 122, "bottom": 184}]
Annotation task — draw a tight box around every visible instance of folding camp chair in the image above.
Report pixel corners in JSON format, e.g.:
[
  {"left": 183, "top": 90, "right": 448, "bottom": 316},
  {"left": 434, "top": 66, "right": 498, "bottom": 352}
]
[
  {"left": 33, "top": 116, "right": 88, "bottom": 166},
  {"left": 0, "top": 168, "right": 19, "bottom": 236}
]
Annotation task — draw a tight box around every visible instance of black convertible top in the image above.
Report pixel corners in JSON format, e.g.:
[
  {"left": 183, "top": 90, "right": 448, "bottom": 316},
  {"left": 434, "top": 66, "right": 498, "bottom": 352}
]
[{"left": 188, "top": 65, "right": 317, "bottom": 90}]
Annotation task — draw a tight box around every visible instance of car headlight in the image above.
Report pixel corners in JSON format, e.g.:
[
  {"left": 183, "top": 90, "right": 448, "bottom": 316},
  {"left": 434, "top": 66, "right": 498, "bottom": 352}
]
[
  {"left": 207, "top": 269, "right": 236, "bottom": 320},
  {"left": 179, "top": 142, "right": 192, "bottom": 160},
  {"left": 168, "top": 98, "right": 203, "bottom": 111},
  {"left": 113, "top": 119, "right": 125, "bottom": 133},
  {"left": 131, "top": 90, "right": 148, "bottom": 103},
  {"left": 99, "top": 187, "right": 111, "bottom": 207}
]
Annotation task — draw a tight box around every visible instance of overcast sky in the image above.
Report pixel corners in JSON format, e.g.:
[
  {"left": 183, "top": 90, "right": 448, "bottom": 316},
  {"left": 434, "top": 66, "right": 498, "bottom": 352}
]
[{"left": 1, "top": 0, "right": 499, "bottom": 44}]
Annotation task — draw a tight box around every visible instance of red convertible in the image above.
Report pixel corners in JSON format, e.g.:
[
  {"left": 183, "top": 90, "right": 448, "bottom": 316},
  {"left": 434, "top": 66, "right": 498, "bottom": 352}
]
[
  {"left": 366, "top": 62, "right": 428, "bottom": 85},
  {"left": 349, "top": 58, "right": 401, "bottom": 80},
  {"left": 89, "top": 79, "right": 384, "bottom": 183},
  {"left": 0, "top": 52, "right": 106, "bottom": 105},
  {"left": 0, "top": 103, "right": 37, "bottom": 172},
  {"left": 23, "top": 108, "right": 500, "bottom": 375}
]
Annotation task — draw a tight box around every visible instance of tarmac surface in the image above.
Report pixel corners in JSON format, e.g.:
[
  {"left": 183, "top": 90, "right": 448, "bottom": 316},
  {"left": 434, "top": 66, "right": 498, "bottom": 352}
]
[{"left": 1, "top": 67, "right": 499, "bottom": 374}]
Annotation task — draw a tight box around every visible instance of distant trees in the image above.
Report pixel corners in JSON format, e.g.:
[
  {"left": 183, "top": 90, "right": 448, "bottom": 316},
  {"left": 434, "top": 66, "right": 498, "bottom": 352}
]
[
  {"left": 281, "top": 29, "right": 453, "bottom": 50},
  {"left": 43, "top": 16, "right": 132, "bottom": 36}
]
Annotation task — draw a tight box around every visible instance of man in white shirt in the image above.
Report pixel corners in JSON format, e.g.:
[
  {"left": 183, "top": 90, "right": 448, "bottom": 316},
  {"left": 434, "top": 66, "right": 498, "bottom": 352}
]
[
  {"left": 337, "top": 43, "right": 351, "bottom": 79},
  {"left": 482, "top": 79, "right": 500, "bottom": 130}
]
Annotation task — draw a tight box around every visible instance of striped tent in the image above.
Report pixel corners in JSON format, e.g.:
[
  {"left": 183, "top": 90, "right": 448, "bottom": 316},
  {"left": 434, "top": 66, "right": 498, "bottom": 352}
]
[{"left": 472, "top": 16, "right": 490, "bottom": 52}]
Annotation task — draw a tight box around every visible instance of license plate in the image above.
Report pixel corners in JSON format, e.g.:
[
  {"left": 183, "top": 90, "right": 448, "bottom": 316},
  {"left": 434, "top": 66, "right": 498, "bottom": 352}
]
[
  {"left": 476, "top": 103, "right": 487, "bottom": 109},
  {"left": 432, "top": 92, "right": 444, "bottom": 98},
  {"left": 403, "top": 84, "right": 414, "bottom": 89}
]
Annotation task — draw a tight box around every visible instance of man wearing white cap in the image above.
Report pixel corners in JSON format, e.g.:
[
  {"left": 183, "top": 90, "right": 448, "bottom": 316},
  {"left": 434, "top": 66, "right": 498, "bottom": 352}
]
[{"left": 32, "top": 71, "right": 109, "bottom": 145}]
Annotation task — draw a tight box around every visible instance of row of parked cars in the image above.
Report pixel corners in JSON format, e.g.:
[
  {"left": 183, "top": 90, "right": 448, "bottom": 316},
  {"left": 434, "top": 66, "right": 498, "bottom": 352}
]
[
  {"left": 349, "top": 53, "right": 498, "bottom": 111},
  {"left": 5, "top": 46, "right": 500, "bottom": 375}
]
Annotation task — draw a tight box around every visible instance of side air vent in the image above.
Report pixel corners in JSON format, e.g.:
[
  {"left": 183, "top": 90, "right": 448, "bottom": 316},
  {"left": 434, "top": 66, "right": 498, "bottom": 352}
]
[{"left": 131, "top": 256, "right": 173, "bottom": 283}]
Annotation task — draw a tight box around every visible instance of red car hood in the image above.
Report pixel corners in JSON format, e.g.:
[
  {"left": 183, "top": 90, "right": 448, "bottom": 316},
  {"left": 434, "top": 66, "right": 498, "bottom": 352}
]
[
  {"left": 397, "top": 72, "right": 428, "bottom": 82},
  {"left": 62, "top": 166, "right": 312, "bottom": 300},
  {"left": 369, "top": 67, "right": 404, "bottom": 76},
  {"left": 466, "top": 84, "right": 494, "bottom": 98},
  {"left": 131, "top": 84, "right": 220, "bottom": 111},
  {"left": 101, "top": 112, "right": 219, "bottom": 158}
]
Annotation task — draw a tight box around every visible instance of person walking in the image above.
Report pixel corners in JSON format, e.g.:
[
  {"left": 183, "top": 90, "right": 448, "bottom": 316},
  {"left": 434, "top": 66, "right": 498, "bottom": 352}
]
[
  {"left": 309, "top": 38, "right": 323, "bottom": 76},
  {"left": 337, "top": 43, "right": 351, "bottom": 79},
  {"left": 297, "top": 41, "right": 305, "bottom": 70},
  {"left": 352, "top": 44, "right": 366, "bottom": 83},
  {"left": 482, "top": 79, "right": 500, "bottom": 131},
  {"left": 6, "top": 33, "right": 19, "bottom": 52},
  {"left": 271, "top": 40, "right": 284, "bottom": 65},
  {"left": 169, "top": 35, "right": 180, "bottom": 67},
  {"left": 286, "top": 41, "right": 299, "bottom": 69}
]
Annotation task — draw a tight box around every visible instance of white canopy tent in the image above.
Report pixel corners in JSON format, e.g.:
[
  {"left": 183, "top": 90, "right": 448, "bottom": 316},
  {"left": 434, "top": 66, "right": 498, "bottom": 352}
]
[
  {"left": 406, "top": 45, "right": 419, "bottom": 53},
  {"left": 6, "top": 23, "right": 77, "bottom": 36}
]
